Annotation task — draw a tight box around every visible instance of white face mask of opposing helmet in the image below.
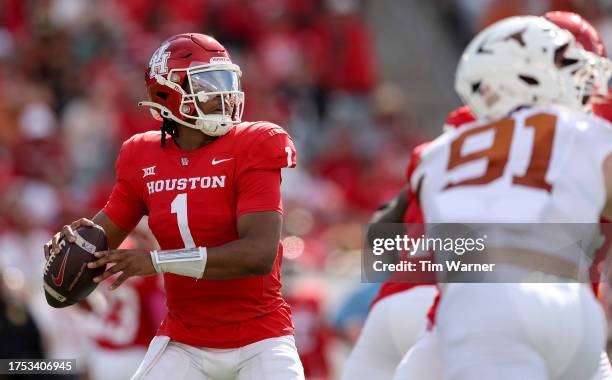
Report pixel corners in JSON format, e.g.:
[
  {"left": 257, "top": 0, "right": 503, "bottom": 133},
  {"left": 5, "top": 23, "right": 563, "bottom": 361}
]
[{"left": 588, "top": 55, "right": 612, "bottom": 105}]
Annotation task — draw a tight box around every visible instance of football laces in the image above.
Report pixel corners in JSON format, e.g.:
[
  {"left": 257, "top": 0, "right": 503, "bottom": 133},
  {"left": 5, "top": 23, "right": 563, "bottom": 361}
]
[{"left": 44, "top": 250, "right": 57, "bottom": 276}]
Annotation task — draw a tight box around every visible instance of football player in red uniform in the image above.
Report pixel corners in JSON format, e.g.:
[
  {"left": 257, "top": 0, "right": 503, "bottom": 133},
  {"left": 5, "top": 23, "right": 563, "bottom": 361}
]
[{"left": 44, "top": 33, "right": 304, "bottom": 380}]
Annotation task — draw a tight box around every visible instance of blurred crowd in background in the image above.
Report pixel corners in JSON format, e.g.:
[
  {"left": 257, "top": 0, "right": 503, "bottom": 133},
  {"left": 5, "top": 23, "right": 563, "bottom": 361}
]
[{"left": 1, "top": 0, "right": 612, "bottom": 379}]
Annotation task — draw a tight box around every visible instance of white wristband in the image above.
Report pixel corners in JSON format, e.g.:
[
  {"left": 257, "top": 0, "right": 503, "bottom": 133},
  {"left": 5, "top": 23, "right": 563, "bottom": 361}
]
[{"left": 150, "top": 247, "right": 207, "bottom": 279}]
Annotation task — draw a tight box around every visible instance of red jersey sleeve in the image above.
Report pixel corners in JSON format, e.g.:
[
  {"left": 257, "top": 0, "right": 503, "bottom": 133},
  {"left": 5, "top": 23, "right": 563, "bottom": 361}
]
[
  {"left": 102, "top": 139, "right": 147, "bottom": 231},
  {"left": 443, "top": 105, "right": 476, "bottom": 131},
  {"left": 235, "top": 124, "right": 297, "bottom": 217},
  {"left": 403, "top": 143, "right": 428, "bottom": 225},
  {"left": 241, "top": 123, "right": 297, "bottom": 171},
  {"left": 236, "top": 169, "right": 283, "bottom": 217},
  {"left": 405, "top": 142, "right": 430, "bottom": 182}
]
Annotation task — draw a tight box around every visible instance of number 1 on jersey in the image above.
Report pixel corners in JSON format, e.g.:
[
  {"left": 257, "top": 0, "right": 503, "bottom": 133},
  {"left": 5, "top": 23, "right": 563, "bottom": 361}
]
[
  {"left": 171, "top": 193, "right": 196, "bottom": 248},
  {"left": 285, "top": 146, "right": 294, "bottom": 168}
]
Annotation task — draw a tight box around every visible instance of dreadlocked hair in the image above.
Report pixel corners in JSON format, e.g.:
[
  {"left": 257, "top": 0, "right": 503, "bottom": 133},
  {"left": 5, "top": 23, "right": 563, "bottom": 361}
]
[{"left": 160, "top": 118, "right": 179, "bottom": 147}]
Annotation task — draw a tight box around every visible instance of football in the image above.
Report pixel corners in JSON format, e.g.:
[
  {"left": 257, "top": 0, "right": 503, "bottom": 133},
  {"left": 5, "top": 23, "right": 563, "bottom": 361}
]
[{"left": 43, "top": 225, "right": 108, "bottom": 308}]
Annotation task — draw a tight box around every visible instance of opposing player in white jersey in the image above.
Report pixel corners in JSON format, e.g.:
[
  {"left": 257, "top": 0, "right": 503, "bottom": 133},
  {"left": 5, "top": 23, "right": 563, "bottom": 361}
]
[
  {"left": 348, "top": 11, "right": 612, "bottom": 380},
  {"left": 410, "top": 16, "right": 612, "bottom": 380}
]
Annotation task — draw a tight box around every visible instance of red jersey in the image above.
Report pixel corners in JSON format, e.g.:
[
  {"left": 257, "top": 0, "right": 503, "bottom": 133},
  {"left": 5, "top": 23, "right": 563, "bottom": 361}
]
[
  {"left": 103, "top": 121, "right": 297, "bottom": 348},
  {"left": 371, "top": 106, "right": 476, "bottom": 308}
]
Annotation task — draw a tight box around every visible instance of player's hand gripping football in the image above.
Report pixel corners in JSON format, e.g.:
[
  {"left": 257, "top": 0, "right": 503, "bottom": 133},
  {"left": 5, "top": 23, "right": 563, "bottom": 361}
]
[
  {"left": 87, "top": 249, "right": 157, "bottom": 290},
  {"left": 44, "top": 218, "right": 96, "bottom": 260}
]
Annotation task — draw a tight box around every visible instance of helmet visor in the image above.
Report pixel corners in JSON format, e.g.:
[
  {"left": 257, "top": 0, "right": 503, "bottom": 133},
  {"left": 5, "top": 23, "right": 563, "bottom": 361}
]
[
  {"left": 186, "top": 69, "right": 244, "bottom": 123},
  {"left": 190, "top": 70, "right": 241, "bottom": 94}
]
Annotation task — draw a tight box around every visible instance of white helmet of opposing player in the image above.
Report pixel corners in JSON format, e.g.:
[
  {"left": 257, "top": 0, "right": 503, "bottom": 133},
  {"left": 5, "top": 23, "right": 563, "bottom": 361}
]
[{"left": 455, "top": 16, "right": 599, "bottom": 120}]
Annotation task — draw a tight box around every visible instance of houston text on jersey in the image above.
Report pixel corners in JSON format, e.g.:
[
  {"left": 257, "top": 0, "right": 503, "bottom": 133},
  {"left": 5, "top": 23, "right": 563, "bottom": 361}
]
[{"left": 145, "top": 176, "right": 226, "bottom": 194}]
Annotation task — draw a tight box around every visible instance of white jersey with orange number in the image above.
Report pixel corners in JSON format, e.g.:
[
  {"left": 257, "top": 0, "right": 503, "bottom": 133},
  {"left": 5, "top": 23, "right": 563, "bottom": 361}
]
[{"left": 412, "top": 105, "right": 612, "bottom": 264}]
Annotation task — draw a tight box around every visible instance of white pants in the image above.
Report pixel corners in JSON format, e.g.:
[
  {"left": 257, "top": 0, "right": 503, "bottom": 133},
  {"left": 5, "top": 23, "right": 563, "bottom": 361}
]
[
  {"left": 341, "top": 285, "right": 437, "bottom": 380},
  {"left": 393, "top": 328, "right": 442, "bottom": 380},
  {"left": 89, "top": 346, "right": 147, "bottom": 380},
  {"left": 131, "top": 335, "right": 304, "bottom": 380},
  {"left": 393, "top": 328, "right": 612, "bottom": 380},
  {"left": 436, "top": 283, "right": 606, "bottom": 380}
]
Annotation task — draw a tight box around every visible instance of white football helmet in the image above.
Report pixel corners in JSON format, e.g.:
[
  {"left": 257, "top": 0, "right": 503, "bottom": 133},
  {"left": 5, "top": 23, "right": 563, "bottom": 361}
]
[{"left": 455, "top": 16, "right": 599, "bottom": 120}]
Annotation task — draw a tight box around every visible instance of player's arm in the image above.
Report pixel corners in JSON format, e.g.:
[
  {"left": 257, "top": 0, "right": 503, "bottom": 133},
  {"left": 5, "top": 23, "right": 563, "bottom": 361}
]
[
  {"left": 372, "top": 187, "right": 409, "bottom": 224},
  {"left": 364, "top": 187, "right": 409, "bottom": 267},
  {"left": 87, "top": 211, "right": 282, "bottom": 288},
  {"left": 365, "top": 142, "right": 426, "bottom": 244},
  {"left": 369, "top": 187, "right": 408, "bottom": 224},
  {"left": 202, "top": 211, "right": 282, "bottom": 279},
  {"left": 365, "top": 186, "right": 408, "bottom": 244}
]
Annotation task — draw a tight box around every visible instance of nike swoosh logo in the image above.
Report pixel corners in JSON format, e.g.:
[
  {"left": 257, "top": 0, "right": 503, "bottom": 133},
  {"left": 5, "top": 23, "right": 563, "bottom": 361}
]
[
  {"left": 52, "top": 248, "right": 70, "bottom": 287},
  {"left": 212, "top": 157, "right": 234, "bottom": 165}
]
